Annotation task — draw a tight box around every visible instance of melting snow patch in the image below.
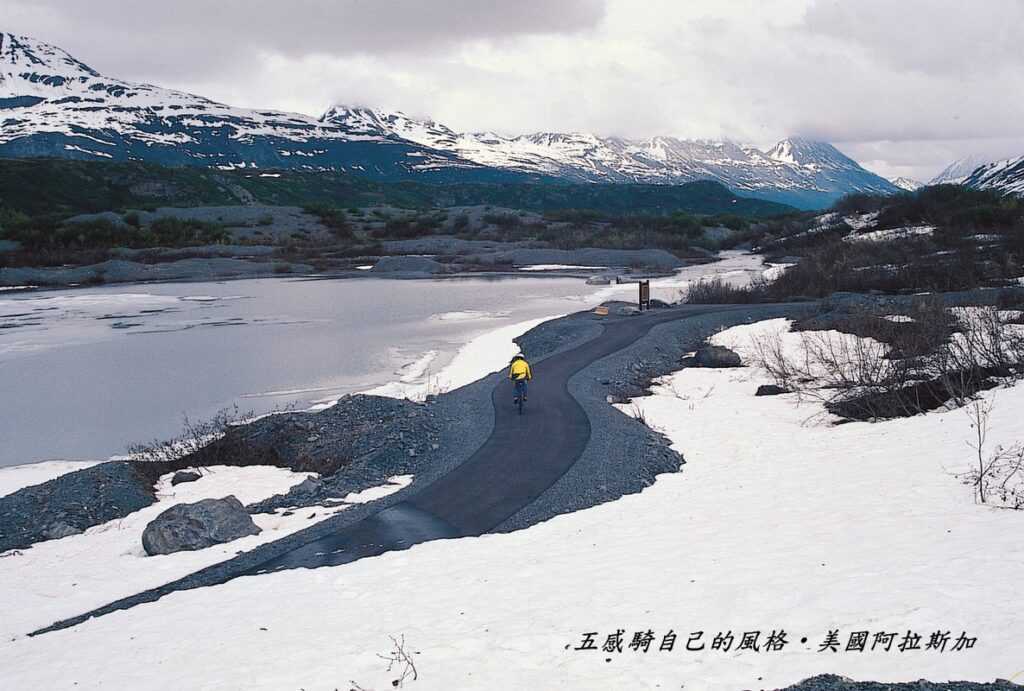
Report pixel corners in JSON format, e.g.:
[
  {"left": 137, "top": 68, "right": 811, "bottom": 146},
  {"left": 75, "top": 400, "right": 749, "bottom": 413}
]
[
  {"left": 0, "top": 465, "right": 327, "bottom": 640},
  {"left": 518, "top": 264, "right": 606, "bottom": 272},
  {"left": 845, "top": 225, "right": 935, "bottom": 243}
]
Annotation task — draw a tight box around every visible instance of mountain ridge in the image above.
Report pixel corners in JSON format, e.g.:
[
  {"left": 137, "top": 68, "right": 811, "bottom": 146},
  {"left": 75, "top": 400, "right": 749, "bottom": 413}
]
[
  {"left": 962, "top": 155, "right": 1024, "bottom": 197},
  {"left": 1, "top": 30, "right": 897, "bottom": 209}
]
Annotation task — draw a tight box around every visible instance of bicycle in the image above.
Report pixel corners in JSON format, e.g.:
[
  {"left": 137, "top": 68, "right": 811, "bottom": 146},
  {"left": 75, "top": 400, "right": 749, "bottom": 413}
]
[{"left": 513, "top": 378, "right": 527, "bottom": 415}]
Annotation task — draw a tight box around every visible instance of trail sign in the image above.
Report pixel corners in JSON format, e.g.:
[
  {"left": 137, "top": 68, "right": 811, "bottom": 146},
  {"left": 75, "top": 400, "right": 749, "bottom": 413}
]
[{"left": 639, "top": 280, "right": 651, "bottom": 311}]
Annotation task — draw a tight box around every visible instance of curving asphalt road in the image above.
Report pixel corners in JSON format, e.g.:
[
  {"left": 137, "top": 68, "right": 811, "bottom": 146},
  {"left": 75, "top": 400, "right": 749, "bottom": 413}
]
[
  {"left": 32, "top": 304, "right": 760, "bottom": 635},
  {"left": 247, "top": 305, "right": 738, "bottom": 574}
]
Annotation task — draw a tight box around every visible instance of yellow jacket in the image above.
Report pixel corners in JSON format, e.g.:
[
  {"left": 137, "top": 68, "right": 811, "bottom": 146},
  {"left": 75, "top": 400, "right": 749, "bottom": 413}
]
[{"left": 509, "top": 358, "right": 532, "bottom": 381}]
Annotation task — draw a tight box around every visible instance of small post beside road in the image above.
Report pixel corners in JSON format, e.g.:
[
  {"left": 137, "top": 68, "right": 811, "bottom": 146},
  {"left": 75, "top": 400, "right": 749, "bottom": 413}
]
[{"left": 638, "top": 280, "right": 651, "bottom": 311}]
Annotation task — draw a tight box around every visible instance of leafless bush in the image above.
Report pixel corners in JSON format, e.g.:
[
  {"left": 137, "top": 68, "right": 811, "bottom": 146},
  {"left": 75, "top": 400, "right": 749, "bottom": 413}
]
[
  {"left": 683, "top": 277, "right": 764, "bottom": 304},
  {"left": 959, "top": 397, "right": 1024, "bottom": 508},
  {"left": 127, "top": 405, "right": 251, "bottom": 465},
  {"left": 377, "top": 634, "right": 418, "bottom": 688},
  {"left": 751, "top": 302, "right": 1024, "bottom": 420}
]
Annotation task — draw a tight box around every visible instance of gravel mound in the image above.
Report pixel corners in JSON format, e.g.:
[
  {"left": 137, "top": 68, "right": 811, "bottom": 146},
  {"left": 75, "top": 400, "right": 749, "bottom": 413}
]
[
  {"left": 0, "top": 462, "right": 156, "bottom": 553},
  {"left": 369, "top": 255, "right": 446, "bottom": 274}
]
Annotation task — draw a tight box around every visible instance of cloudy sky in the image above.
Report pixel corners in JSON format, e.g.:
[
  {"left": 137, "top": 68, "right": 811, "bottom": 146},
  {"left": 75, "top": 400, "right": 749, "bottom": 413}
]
[{"left": 4, "top": 0, "right": 1023, "bottom": 181}]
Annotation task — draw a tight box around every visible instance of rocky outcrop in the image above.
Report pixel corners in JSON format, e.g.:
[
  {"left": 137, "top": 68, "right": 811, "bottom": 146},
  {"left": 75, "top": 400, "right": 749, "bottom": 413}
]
[{"left": 141, "top": 496, "right": 261, "bottom": 556}]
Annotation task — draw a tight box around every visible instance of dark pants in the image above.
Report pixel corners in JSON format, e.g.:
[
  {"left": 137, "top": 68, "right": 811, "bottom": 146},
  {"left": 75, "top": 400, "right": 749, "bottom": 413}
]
[{"left": 513, "top": 378, "right": 528, "bottom": 400}]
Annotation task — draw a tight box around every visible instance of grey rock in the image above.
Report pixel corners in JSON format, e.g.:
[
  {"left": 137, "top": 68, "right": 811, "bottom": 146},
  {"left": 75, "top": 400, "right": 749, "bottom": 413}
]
[
  {"left": 369, "top": 256, "right": 445, "bottom": 274},
  {"left": 170, "top": 470, "right": 202, "bottom": 486},
  {"left": 42, "top": 521, "right": 82, "bottom": 540},
  {"left": 142, "top": 496, "right": 261, "bottom": 556},
  {"left": 693, "top": 345, "right": 742, "bottom": 368},
  {"left": 756, "top": 384, "right": 790, "bottom": 396},
  {"left": 292, "top": 477, "right": 323, "bottom": 495}
]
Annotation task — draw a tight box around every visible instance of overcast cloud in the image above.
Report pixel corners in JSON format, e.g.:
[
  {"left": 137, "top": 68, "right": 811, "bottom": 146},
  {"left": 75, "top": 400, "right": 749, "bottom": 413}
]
[{"left": 3, "top": 0, "right": 1022, "bottom": 180}]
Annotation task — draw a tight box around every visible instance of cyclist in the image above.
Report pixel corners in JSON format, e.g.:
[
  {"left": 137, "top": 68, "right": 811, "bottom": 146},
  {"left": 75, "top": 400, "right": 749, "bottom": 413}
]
[{"left": 508, "top": 353, "right": 532, "bottom": 403}]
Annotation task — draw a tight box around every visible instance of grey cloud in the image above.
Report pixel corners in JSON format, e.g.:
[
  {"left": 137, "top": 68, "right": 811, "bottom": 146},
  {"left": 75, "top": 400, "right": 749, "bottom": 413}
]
[
  {"left": 4, "top": 0, "right": 606, "bottom": 80},
  {"left": 800, "top": 0, "right": 1024, "bottom": 77}
]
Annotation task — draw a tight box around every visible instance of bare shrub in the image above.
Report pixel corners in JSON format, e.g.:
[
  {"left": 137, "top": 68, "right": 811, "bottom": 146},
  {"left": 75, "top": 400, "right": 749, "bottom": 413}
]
[
  {"left": 377, "top": 634, "right": 418, "bottom": 688},
  {"left": 959, "top": 397, "right": 1024, "bottom": 508},
  {"left": 127, "top": 405, "right": 251, "bottom": 465},
  {"left": 751, "top": 301, "right": 1024, "bottom": 421},
  {"left": 683, "top": 277, "right": 763, "bottom": 304}
]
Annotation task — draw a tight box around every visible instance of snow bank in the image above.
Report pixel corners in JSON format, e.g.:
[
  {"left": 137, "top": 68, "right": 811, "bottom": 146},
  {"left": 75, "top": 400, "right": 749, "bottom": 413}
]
[
  {"left": 361, "top": 316, "right": 554, "bottom": 402},
  {"left": 519, "top": 264, "right": 605, "bottom": 272},
  {"left": 5, "top": 319, "right": 1022, "bottom": 689},
  {"left": 0, "top": 465, "right": 413, "bottom": 640}
]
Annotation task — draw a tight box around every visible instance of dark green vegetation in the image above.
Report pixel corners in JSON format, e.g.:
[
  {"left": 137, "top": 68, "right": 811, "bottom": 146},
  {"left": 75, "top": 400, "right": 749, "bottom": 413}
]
[
  {"left": 680, "top": 185, "right": 1024, "bottom": 302},
  {"left": 0, "top": 157, "right": 791, "bottom": 218},
  {"left": 0, "top": 157, "right": 795, "bottom": 272}
]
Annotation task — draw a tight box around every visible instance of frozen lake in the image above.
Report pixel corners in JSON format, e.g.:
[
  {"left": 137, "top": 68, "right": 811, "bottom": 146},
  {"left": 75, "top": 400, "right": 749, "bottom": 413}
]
[{"left": 0, "top": 253, "right": 770, "bottom": 467}]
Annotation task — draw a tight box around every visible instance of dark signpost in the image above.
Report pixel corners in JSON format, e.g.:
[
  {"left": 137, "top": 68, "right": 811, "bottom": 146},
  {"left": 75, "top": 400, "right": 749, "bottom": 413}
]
[{"left": 639, "top": 280, "right": 651, "bottom": 311}]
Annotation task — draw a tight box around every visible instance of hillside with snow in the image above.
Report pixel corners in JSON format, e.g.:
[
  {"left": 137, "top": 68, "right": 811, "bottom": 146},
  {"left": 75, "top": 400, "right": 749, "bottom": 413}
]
[
  {"left": 962, "top": 155, "right": 1024, "bottom": 197},
  {"left": 0, "top": 31, "right": 896, "bottom": 209}
]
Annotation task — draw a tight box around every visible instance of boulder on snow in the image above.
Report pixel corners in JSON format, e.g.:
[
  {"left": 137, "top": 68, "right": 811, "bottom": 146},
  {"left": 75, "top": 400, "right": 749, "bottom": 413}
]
[
  {"left": 755, "top": 384, "right": 790, "bottom": 396},
  {"left": 693, "top": 345, "right": 742, "bottom": 368},
  {"left": 170, "top": 470, "right": 202, "bottom": 486},
  {"left": 141, "top": 495, "right": 260, "bottom": 556}
]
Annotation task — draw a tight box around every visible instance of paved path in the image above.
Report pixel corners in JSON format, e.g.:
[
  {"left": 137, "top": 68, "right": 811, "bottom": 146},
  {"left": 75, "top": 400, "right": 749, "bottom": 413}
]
[
  {"left": 33, "top": 304, "right": 747, "bottom": 635},
  {"left": 249, "top": 306, "right": 729, "bottom": 574}
]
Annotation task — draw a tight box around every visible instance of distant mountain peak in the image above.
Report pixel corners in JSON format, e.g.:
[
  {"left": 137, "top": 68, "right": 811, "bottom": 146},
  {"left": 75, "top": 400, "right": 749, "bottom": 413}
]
[
  {"left": 766, "top": 138, "right": 852, "bottom": 168},
  {"left": 891, "top": 176, "right": 924, "bottom": 191},
  {"left": 0, "top": 31, "right": 899, "bottom": 209},
  {"left": 0, "top": 32, "right": 99, "bottom": 83},
  {"left": 929, "top": 154, "right": 994, "bottom": 185}
]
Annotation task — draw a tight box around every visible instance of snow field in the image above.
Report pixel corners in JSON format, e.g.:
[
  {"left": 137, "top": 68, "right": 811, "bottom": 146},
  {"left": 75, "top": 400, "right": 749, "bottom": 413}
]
[{"left": 3, "top": 318, "right": 1022, "bottom": 689}]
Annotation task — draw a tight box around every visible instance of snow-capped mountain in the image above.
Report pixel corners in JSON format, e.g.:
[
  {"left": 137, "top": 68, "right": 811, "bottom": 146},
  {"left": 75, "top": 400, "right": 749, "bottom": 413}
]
[
  {"left": 0, "top": 31, "right": 898, "bottom": 208},
  {"left": 929, "top": 155, "right": 994, "bottom": 185},
  {"left": 0, "top": 32, "right": 523, "bottom": 183},
  {"left": 890, "top": 176, "right": 923, "bottom": 191},
  {"left": 962, "top": 155, "right": 1024, "bottom": 197},
  {"left": 323, "top": 106, "right": 898, "bottom": 208}
]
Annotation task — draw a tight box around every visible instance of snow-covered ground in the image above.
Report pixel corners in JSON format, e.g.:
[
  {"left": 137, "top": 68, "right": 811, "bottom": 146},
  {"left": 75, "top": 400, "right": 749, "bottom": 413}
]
[
  {"left": 3, "top": 319, "right": 1022, "bottom": 689},
  {"left": 845, "top": 225, "right": 936, "bottom": 243},
  {"left": 0, "top": 465, "right": 410, "bottom": 641}
]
